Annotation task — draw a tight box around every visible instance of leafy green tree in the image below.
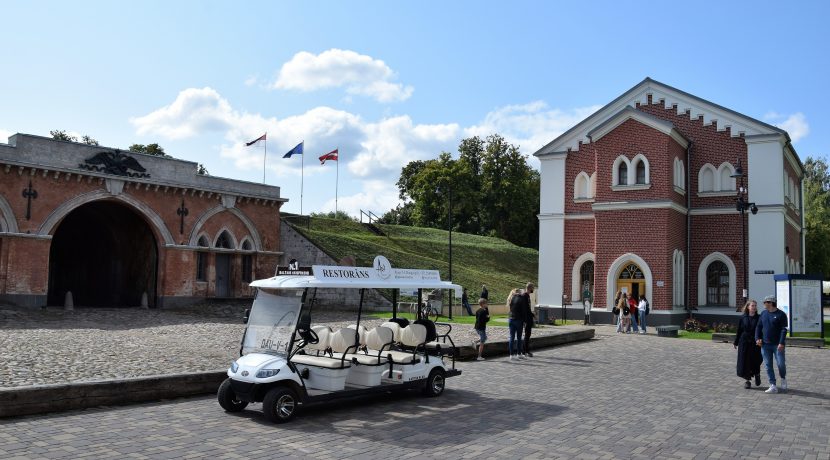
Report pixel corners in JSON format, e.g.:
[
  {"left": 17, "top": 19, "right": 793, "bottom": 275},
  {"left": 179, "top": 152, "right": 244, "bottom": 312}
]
[
  {"left": 50, "top": 130, "right": 97, "bottom": 145},
  {"left": 378, "top": 202, "right": 415, "bottom": 225},
  {"left": 128, "top": 143, "right": 168, "bottom": 157},
  {"left": 81, "top": 135, "right": 99, "bottom": 146},
  {"left": 803, "top": 156, "right": 830, "bottom": 277},
  {"left": 391, "top": 134, "right": 540, "bottom": 248},
  {"left": 310, "top": 210, "right": 357, "bottom": 221}
]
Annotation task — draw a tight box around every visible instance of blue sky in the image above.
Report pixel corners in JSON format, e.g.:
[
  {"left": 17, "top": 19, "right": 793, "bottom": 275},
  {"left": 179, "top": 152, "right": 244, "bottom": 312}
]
[{"left": 1, "top": 0, "right": 827, "bottom": 216}]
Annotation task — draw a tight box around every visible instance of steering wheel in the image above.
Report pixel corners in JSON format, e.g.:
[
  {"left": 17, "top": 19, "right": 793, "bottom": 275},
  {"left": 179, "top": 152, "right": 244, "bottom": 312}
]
[{"left": 297, "top": 328, "right": 319, "bottom": 345}]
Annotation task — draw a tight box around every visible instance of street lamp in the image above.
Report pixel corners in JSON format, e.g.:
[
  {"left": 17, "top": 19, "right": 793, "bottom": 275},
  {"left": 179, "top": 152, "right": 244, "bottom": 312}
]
[
  {"left": 730, "top": 159, "right": 758, "bottom": 299},
  {"left": 436, "top": 182, "right": 453, "bottom": 320}
]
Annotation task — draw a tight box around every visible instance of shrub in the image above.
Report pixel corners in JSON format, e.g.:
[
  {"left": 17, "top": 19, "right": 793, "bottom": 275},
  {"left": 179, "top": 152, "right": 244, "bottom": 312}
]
[
  {"left": 683, "top": 318, "right": 710, "bottom": 332},
  {"left": 712, "top": 322, "right": 737, "bottom": 333}
]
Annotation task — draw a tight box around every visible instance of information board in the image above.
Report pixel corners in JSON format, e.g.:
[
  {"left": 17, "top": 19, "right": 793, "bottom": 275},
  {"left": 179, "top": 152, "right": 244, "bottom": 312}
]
[{"left": 791, "top": 279, "right": 822, "bottom": 333}]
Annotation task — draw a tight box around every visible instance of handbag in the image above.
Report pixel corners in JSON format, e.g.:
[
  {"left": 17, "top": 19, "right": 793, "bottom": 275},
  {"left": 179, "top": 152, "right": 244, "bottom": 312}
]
[{"left": 612, "top": 306, "right": 620, "bottom": 315}]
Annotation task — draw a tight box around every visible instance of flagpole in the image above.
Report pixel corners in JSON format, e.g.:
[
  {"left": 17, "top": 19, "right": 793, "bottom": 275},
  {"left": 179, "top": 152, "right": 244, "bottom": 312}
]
[
  {"left": 300, "top": 140, "right": 305, "bottom": 216},
  {"left": 335, "top": 148, "right": 339, "bottom": 215},
  {"left": 262, "top": 132, "right": 267, "bottom": 184}
]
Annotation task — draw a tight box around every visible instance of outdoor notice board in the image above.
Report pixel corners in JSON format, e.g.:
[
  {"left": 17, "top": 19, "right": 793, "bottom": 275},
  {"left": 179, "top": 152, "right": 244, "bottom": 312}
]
[{"left": 774, "top": 274, "right": 824, "bottom": 337}]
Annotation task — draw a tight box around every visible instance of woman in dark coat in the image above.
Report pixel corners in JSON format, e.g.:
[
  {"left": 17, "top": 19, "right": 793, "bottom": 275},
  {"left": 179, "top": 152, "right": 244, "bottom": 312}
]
[{"left": 734, "top": 299, "right": 763, "bottom": 389}]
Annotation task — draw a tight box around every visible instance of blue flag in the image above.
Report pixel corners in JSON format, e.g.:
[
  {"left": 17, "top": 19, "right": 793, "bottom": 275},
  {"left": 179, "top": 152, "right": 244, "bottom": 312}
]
[{"left": 283, "top": 141, "right": 304, "bottom": 158}]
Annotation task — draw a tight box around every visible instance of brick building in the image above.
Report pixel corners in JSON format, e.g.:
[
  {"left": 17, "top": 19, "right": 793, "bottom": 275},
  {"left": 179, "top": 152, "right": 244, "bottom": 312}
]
[
  {"left": 534, "top": 78, "right": 804, "bottom": 325},
  {"left": 0, "top": 134, "right": 285, "bottom": 308}
]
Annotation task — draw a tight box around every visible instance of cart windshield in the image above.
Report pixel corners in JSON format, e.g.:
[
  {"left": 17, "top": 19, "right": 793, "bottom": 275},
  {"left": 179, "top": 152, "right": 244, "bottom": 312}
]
[{"left": 242, "top": 288, "right": 303, "bottom": 356}]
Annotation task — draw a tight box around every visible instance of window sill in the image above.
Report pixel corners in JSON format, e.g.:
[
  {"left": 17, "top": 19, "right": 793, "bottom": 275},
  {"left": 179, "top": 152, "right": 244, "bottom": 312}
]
[
  {"left": 611, "top": 184, "right": 651, "bottom": 192},
  {"left": 697, "top": 191, "right": 735, "bottom": 198},
  {"left": 573, "top": 197, "right": 595, "bottom": 204},
  {"left": 673, "top": 186, "right": 686, "bottom": 196}
]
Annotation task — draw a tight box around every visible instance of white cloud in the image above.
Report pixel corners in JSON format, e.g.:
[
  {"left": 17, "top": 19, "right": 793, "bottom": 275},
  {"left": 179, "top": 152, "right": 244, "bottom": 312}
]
[
  {"left": 130, "top": 87, "right": 598, "bottom": 215},
  {"left": 129, "top": 87, "right": 237, "bottom": 139},
  {"left": 273, "top": 49, "right": 414, "bottom": 103},
  {"left": 465, "top": 101, "right": 601, "bottom": 157},
  {"left": 321, "top": 180, "right": 401, "bottom": 217},
  {"left": 0, "top": 129, "right": 13, "bottom": 143},
  {"left": 764, "top": 111, "right": 810, "bottom": 143}
]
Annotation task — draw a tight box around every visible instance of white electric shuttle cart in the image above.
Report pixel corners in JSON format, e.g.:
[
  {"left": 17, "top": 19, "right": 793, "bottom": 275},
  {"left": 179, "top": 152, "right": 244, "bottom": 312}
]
[{"left": 218, "top": 256, "right": 462, "bottom": 423}]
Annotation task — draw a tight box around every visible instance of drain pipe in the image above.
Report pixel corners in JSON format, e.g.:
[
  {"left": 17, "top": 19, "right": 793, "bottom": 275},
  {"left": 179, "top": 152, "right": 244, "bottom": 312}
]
[{"left": 685, "top": 141, "right": 693, "bottom": 319}]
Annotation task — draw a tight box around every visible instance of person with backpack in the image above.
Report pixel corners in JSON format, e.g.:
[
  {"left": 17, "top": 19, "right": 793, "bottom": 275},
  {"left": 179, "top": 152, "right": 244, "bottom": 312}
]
[
  {"left": 618, "top": 296, "right": 631, "bottom": 333},
  {"left": 637, "top": 295, "right": 649, "bottom": 334}
]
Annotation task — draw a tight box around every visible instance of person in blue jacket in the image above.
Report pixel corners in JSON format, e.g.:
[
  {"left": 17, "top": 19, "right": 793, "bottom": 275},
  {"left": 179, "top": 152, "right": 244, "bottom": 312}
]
[{"left": 755, "top": 295, "right": 788, "bottom": 393}]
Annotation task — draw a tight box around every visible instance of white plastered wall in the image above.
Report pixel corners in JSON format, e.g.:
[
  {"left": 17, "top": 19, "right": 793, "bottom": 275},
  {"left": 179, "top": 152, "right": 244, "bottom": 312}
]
[{"left": 537, "top": 153, "right": 567, "bottom": 307}]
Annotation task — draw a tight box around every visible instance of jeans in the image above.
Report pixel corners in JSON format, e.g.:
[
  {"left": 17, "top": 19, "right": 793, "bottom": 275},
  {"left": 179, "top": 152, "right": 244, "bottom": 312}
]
[
  {"left": 761, "top": 343, "right": 786, "bottom": 385},
  {"left": 462, "top": 302, "right": 473, "bottom": 315},
  {"left": 638, "top": 310, "right": 647, "bottom": 333},
  {"left": 523, "top": 321, "right": 533, "bottom": 354},
  {"left": 508, "top": 319, "right": 523, "bottom": 356},
  {"left": 630, "top": 313, "right": 639, "bottom": 333}
]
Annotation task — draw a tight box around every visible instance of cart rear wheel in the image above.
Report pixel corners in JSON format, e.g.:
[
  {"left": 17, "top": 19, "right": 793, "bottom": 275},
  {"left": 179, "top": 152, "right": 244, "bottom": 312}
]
[
  {"left": 422, "top": 368, "right": 445, "bottom": 397},
  {"left": 217, "top": 378, "right": 248, "bottom": 412},
  {"left": 263, "top": 386, "right": 299, "bottom": 423}
]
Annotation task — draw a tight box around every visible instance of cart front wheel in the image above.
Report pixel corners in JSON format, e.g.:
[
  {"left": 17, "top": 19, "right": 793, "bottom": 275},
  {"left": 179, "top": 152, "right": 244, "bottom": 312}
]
[
  {"left": 263, "top": 386, "right": 299, "bottom": 423},
  {"left": 422, "top": 368, "right": 446, "bottom": 397},
  {"left": 217, "top": 378, "right": 248, "bottom": 412}
]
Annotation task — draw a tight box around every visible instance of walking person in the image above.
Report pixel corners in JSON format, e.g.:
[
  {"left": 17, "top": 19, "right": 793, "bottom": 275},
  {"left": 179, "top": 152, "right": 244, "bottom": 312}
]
[
  {"left": 522, "top": 283, "right": 535, "bottom": 357},
  {"left": 461, "top": 288, "right": 473, "bottom": 316},
  {"left": 756, "top": 295, "right": 788, "bottom": 393},
  {"left": 472, "top": 298, "right": 490, "bottom": 360},
  {"left": 637, "top": 295, "right": 649, "bottom": 334},
  {"left": 507, "top": 288, "right": 525, "bottom": 360},
  {"left": 734, "top": 299, "right": 762, "bottom": 389}
]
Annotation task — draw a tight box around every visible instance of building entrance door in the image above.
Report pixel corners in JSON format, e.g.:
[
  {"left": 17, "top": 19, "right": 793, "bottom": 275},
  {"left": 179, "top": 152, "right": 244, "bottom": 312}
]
[
  {"left": 616, "top": 263, "right": 645, "bottom": 300},
  {"left": 215, "top": 254, "right": 230, "bottom": 297}
]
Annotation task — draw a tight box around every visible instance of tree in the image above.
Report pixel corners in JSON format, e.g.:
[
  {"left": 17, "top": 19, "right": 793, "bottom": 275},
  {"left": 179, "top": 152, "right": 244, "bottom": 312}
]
[
  {"left": 803, "top": 156, "right": 830, "bottom": 277},
  {"left": 128, "top": 143, "right": 168, "bottom": 157},
  {"left": 378, "top": 202, "right": 415, "bottom": 225},
  {"left": 50, "top": 130, "right": 97, "bottom": 145},
  {"left": 310, "top": 210, "right": 357, "bottom": 221},
  {"left": 391, "top": 134, "right": 540, "bottom": 248}
]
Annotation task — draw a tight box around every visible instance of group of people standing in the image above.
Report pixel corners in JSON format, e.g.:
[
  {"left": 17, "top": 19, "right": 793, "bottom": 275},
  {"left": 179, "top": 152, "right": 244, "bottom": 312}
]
[
  {"left": 734, "top": 295, "right": 789, "bottom": 394},
  {"left": 469, "top": 282, "right": 536, "bottom": 361},
  {"left": 613, "top": 291, "right": 649, "bottom": 334}
]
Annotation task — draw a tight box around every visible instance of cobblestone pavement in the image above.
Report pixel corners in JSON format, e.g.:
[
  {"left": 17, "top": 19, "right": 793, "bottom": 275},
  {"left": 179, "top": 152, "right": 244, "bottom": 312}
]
[
  {"left": 0, "top": 303, "right": 566, "bottom": 388},
  {"left": 1, "top": 322, "right": 828, "bottom": 459}
]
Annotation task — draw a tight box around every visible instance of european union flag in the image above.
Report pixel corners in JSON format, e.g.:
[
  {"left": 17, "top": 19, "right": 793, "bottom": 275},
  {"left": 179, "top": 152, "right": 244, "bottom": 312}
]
[{"left": 283, "top": 141, "right": 304, "bottom": 158}]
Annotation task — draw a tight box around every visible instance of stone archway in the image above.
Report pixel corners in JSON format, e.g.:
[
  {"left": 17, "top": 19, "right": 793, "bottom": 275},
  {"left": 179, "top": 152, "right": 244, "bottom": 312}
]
[{"left": 47, "top": 200, "right": 158, "bottom": 307}]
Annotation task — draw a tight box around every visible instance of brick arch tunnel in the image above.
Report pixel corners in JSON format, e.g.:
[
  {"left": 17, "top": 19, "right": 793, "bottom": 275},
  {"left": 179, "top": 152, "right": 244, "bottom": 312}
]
[{"left": 47, "top": 200, "right": 158, "bottom": 307}]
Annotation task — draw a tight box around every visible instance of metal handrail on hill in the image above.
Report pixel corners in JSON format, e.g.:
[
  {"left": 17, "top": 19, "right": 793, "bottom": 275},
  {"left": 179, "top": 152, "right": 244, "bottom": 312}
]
[{"left": 359, "top": 210, "right": 381, "bottom": 223}]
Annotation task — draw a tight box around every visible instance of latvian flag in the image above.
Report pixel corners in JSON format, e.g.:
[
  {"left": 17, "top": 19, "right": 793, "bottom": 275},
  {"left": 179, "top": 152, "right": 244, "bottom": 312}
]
[
  {"left": 245, "top": 133, "right": 266, "bottom": 146},
  {"left": 319, "top": 149, "right": 338, "bottom": 165}
]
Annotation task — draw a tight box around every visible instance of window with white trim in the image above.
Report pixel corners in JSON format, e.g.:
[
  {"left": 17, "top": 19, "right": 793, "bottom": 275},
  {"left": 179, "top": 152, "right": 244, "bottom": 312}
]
[{"left": 674, "top": 158, "right": 685, "bottom": 191}]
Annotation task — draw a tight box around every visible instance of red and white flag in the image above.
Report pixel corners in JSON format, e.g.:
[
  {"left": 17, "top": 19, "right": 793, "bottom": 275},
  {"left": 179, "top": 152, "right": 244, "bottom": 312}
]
[
  {"left": 319, "top": 149, "right": 338, "bottom": 165},
  {"left": 245, "top": 133, "right": 266, "bottom": 146}
]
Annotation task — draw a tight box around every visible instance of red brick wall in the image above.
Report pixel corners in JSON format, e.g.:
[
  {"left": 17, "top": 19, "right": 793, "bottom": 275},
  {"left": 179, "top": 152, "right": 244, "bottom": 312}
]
[{"left": 1, "top": 237, "right": 51, "bottom": 295}]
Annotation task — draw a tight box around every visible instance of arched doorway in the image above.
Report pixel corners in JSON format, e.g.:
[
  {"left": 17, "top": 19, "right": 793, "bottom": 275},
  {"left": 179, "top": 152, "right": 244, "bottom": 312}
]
[
  {"left": 47, "top": 201, "right": 158, "bottom": 307},
  {"left": 616, "top": 262, "right": 645, "bottom": 300}
]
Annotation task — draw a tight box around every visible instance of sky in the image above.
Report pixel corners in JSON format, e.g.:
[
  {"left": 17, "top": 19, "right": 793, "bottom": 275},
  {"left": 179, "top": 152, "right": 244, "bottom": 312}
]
[{"left": 1, "top": 0, "right": 828, "bottom": 217}]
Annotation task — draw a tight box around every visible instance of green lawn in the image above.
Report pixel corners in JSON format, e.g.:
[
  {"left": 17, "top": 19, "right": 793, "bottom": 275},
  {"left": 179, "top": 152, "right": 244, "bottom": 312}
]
[
  {"left": 678, "top": 330, "right": 714, "bottom": 340},
  {"left": 288, "top": 217, "right": 538, "bottom": 304}
]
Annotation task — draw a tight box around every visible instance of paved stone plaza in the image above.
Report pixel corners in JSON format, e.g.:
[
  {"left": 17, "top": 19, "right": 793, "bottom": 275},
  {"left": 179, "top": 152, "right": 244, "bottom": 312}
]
[{"left": 1, "top": 315, "right": 828, "bottom": 459}]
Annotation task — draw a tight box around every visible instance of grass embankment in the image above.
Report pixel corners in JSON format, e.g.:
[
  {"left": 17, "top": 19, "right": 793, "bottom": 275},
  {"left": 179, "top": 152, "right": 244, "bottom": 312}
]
[
  {"left": 679, "top": 320, "right": 830, "bottom": 345},
  {"left": 287, "top": 217, "right": 538, "bottom": 305}
]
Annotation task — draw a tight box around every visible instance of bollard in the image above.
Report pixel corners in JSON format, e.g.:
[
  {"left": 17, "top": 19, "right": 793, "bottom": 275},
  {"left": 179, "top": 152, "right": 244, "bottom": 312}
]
[
  {"left": 140, "top": 292, "right": 149, "bottom": 309},
  {"left": 64, "top": 291, "right": 74, "bottom": 311}
]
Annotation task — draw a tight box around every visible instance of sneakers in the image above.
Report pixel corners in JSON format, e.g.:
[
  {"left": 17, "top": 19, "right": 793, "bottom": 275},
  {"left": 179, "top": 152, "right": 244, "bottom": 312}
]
[
  {"left": 518, "top": 354, "right": 526, "bottom": 360},
  {"left": 765, "top": 384, "right": 778, "bottom": 394},
  {"left": 526, "top": 352, "right": 533, "bottom": 357},
  {"left": 754, "top": 374, "right": 761, "bottom": 386},
  {"left": 744, "top": 380, "right": 751, "bottom": 389},
  {"left": 508, "top": 355, "right": 515, "bottom": 361},
  {"left": 476, "top": 356, "right": 485, "bottom": 361},
  {"left": 780, "top": 378, "right": 787, "bottom": 391}
]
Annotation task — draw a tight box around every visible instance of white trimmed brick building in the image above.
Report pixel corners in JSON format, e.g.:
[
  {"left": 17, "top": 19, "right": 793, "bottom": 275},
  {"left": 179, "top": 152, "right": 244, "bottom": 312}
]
[{"left": 534, "top": 78, "right": 804, "bottom": 325}]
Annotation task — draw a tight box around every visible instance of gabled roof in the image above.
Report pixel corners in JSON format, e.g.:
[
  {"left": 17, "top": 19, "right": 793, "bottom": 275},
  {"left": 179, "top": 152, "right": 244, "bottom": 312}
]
[
  {"left": 586, "top": 106, "right": 689, "bottom": 149},
  {"left": 534, "top": 77, "right": 790, "bottom": 157}
]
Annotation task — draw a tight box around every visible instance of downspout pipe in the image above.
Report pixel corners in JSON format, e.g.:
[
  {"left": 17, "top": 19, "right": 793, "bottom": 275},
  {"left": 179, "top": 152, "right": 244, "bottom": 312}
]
[{"left": 685, "top": 141, "right": 693, "bottom": 318}]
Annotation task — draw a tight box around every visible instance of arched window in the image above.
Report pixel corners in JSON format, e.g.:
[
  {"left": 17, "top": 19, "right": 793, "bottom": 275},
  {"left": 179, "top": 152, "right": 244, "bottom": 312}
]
[
  {"left": 196, "top": 235, "right": 209, "bottom": 281},
  {"left": 635, "top": 161, "right": 646, "bottom": 184},
  {"left": 700, "top": 165, "right": 715, "bottom": 192},
  {"left": 580, "top": 261, "right": 594, "bottom": 301},
  {"left": 706, "top": 261, "right": 729, "bottom": 305},
  {"left": 215, "top": 230, "right": 234, "bottom": 249},
  {"left": 618, "top": 163, "right": 628, "bottom": 185},
  {"left": 673, "top": 249, "right": 684, "bottom": 308},
  {"left": 241, "top": 239, "right": 253, "bottom": 283},
  {"left": 674, "top": 158, "right": 685, "bottom": 191},
  {"left": 719, "top": 163, "right": 735, "bottom": 191},
  {"left": 574, "top": 172, "right": 592, "bottom": 199}
]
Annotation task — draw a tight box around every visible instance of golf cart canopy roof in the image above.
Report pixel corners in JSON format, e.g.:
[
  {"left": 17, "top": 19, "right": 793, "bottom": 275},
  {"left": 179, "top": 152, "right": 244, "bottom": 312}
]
[{"left": 250, "top": 257, "right": 462, "bottom": 296}]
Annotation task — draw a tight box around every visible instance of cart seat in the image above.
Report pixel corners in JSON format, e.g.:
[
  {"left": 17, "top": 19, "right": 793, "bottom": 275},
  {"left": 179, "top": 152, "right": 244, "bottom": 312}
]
[
  {"left": 291, "top": 354, "right": 351, "bottom": 369},
  {"left": 383, "top": 324, "right": 427, "bottom": 364},
  {"left": 379, "top": 322, "right": 402, "bottom": 342},
  {"left": 346, "top": 326, "right": 394, "bottom": 365}
]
